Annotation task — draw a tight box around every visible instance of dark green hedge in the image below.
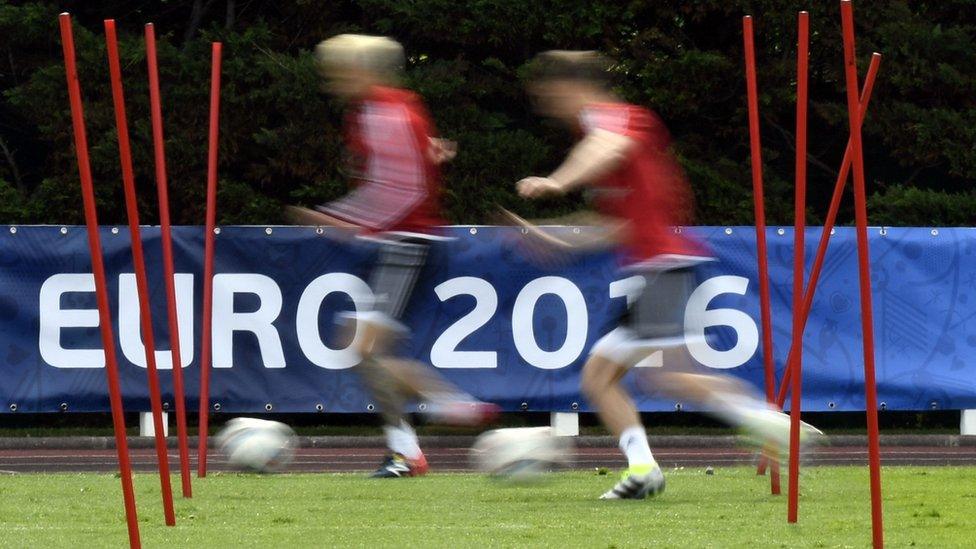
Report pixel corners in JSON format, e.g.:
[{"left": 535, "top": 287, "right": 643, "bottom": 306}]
[{"left": 1, "top": 1, "right": 974, "bottom": 226}]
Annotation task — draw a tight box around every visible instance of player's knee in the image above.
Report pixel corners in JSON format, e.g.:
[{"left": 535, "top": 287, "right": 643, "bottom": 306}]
[
  {"left": 353, "top": 339, "right": 374, "bottom": 362},
  {"left": 353, "top": 325, "right": 386, "bottom": 359}
]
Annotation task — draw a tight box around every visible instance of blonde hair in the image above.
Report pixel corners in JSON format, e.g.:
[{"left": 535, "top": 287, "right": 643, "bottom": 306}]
[{"left": 315, "top": 34, "right": 405, "bottom": 76}]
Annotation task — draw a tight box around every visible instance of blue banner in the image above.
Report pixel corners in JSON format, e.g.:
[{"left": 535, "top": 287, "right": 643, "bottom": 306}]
[{"left": 0, "top": 225, "right": 972, "bottom": 413}]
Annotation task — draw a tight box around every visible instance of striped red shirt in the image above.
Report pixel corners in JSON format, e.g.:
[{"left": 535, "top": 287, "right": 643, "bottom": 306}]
[{"left": 320, "top": 86, "right": 443, "bottom": 233}]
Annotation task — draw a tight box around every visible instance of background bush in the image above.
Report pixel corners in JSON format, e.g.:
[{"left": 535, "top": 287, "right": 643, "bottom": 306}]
[{"left": 0, "top": 1, "right": 973, "bottom": 226}]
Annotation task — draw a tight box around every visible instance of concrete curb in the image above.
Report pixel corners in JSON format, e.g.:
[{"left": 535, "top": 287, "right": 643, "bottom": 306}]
[{"left": 0, "top": 434, "right": 971, "bottom": 450}]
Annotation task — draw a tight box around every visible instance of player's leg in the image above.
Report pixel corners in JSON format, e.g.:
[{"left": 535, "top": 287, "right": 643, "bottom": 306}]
[
  {"left": 364, "top": 236, "right": 498, "bottom": 422},
  {"left": 581, "top": 353, "right": 640, "bottom": 439},
  {"left": 378, "top": 358, "right": 499, "bottom": 424},
  {"left": 356, "top": 236, "right": 497, "bottom": 477},
  {"left": 354, "top": 238, "right": 434, "bottom": 478},
  {"left": 584, "top": 332, "right": 665, "bottom": 500},
  {"left": 652, "top": 371, "right": 823, "bottom": 449},
  {"left": 353, "top": 322, "right": 428, "bottom": 477},
  {"left": 634, "top": 263, "right": 821, "bottom": 452},
  {"left": 361, "top": 360, "right": 427, "bottom": 477},
  {"left": 582, "top": 265, "right": 701, "bottom": 500}
]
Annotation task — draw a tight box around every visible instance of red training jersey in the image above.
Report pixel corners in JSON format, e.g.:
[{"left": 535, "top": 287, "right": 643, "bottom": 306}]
[
  {"left": 578, "top": 102, "right": 704, "bottom": 264},
  {"left": 320, "top": 86, "right": 443, "bottom": 233}
]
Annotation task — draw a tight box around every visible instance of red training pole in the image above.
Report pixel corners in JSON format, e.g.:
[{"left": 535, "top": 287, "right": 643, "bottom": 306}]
[
  {"left": 742, "top": 15, "right": 780, "bottom": 495},
  {"left": 787, "top": 10, "right": 809, "bottom": 525},
  {"left": 105, "top": 20, "right": 177, "bottom": 527},
  {"left": 198, "top": 42, "right": 223, "bottom": 477},
  {"left": 841, "top": 2, "right": 884, "bottom": 546},
  {"left": 59, "top": 13, "right": 141, "bottom": 548},
  {"left": 767, "top": 53, "right": 882, "bottom": 414},
  {"left": 144, "top": 22, "right": 193, "bottom": 499},
  {"left": 756, "top": 52, "right": 881, "bottom": 476}
]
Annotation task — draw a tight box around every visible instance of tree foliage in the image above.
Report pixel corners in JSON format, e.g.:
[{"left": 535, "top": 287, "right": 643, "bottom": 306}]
[{"left": 0, "top": 0, "right": 974, "bottom": 226}]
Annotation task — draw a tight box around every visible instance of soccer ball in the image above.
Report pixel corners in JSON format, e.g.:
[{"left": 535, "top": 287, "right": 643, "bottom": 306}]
[
  {"left": 216, "top": 418, "right": 297, "bottom": 473},
  {"left": 471, "top": 427, "right": 572, "bottom": 482}
]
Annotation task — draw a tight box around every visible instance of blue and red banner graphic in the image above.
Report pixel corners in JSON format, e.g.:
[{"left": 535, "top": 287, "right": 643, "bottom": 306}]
[{"left": 0, "top": 225, "right": 972, "bottom": 413}]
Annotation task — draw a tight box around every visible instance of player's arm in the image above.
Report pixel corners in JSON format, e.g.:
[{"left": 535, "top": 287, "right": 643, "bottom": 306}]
[
  {"left": 284, "top": 206, "right": 362, "bottom": 242},
  {"left": 285, "top": 205, "right": 358, "bottom": 228},
  {"left": 517, "top": 128, "right": 634, "bottom": 199},
  {"left": 499, "top": 208, "right": 629, "bottom": 252}
]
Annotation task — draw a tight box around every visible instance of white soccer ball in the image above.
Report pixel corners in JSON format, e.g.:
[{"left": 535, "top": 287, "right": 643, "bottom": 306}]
[
  {"left": 471, "top": 427, "right": 572, "bottom": 482},
  {"left": 216, "top": 418, "right": 297, "bottom": 473}
]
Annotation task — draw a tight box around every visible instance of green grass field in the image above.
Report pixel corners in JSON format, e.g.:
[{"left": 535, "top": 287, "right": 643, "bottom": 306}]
[{"left": 0, "top": 467, "right": 970, "bottom": 548}]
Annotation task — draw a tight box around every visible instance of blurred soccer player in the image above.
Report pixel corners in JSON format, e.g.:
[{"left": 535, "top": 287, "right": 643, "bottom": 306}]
[
  {"left": 514, "top": 51, "right": 819, "bottom": 499},
  {"left": 290, "top": 34, "right": 496, "bottom": 478}
]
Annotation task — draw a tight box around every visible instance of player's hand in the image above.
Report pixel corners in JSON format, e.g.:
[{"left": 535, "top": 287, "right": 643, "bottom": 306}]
[
  {"left": 516, "top": 176, "right": 563, "bottom": 199},
  {"left": 428, "top": 137, "right": 457, "bottom": 164},
  {"left": 495, "top": 207, "right": 575, "bottom": 268}
]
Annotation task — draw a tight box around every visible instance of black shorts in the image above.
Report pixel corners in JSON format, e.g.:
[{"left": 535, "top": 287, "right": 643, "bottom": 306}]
[
  {"left": 620, "top": 266, "right": 697, "bottom": 342},
  {"left": 358, "top": 232, "right": 446, "bottom": 331},
  {"left": 592, "top": 256, "right": 710, "bottom": 366}
]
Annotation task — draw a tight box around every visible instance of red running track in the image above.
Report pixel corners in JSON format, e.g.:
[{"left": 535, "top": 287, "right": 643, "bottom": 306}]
[{"left": 1, "top": 445, "right": 975, "bottom": 474}]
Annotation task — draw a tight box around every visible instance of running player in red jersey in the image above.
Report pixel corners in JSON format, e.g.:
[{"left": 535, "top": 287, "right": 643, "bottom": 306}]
[
  {"left": 289, "top": 34, "right": 496, "bottom": 478},
  {"left": 514, "top": 51, "right": 820, "bottom": 499}
]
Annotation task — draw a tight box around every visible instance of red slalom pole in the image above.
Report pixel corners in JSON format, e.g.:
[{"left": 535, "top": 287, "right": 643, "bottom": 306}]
[
  {"left": 787, "top": 10, "right": 809, "bottom": 524},
  {"left": 743, "top": 15, "right": 780, "bottom": 495},
  {"left": 144, "top": 22, "right": 193, "bottom": 499},
  {"left": 756, "top": 52, "right": 881, "bottom": 475},
  {"left": 105, "top": 20, "right": 177, "bottom": 527},
  {"left": 841, "top": 1, "right": 884, "bottom": 546},
  {"left": 59, "top": 13, "right": 141, "bottom": 548},
  {"left": 198, "top": 42, "right": 223, "bottom": 477},
  {"left": 770, "top": 53, "right": 882, "bottom": 413}
]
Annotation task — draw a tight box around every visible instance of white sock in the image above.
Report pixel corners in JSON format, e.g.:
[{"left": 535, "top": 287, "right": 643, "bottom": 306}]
[
  {"left": 618, "top": 425, "right": 655, "bottom": 470},
  {"left": 383, "top": 421, "right": 422, "bottom": 460}
]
